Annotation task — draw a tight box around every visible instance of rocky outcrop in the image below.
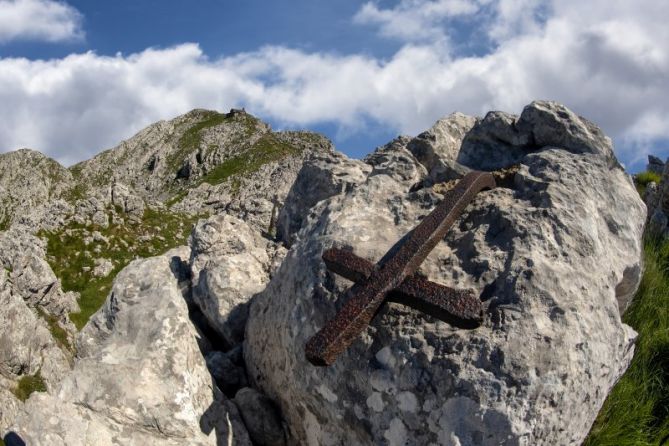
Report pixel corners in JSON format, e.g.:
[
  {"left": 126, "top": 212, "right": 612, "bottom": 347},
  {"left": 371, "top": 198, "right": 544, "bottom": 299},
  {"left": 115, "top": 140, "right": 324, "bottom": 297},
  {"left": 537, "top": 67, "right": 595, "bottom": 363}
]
[
  {"left": 277, "top": 150, "right": 371, "bottom": 246},
  {"left": 0, "top": 229, "right": 78, "bottom": 401},
  {"left": 0, "top": 149, "right": 72, "bottom": 230},
  {"left": 0, "top": 260, "right": 72, "bottom": 425},
  {"left": 244, "top": 101, "right": 645, "bottom": 445},
  {"left": 643, "top": 160, "right": 669, "bottom": 236},
  {"left": 0, "top": 229, "right": 78, "bottom": 316},
  {"left": 110, "top": 182, "right": 145, "bottom": 219},
  {"left": 9, "top": 247, "right": 252, "bottom": 445},
  {"left": 647, "top": 155, "right": 665, "bottom": 175},
  {"left": 189, "top": 214, "right": 284, "bottom": 347},
  {"left": 69, "top": 109, "right": 332, "bottom": 232}
]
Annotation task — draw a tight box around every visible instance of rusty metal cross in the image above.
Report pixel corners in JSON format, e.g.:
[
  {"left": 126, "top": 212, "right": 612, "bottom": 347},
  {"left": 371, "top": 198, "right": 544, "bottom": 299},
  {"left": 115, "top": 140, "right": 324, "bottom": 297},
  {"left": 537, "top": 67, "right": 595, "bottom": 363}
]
[{"left": 305, "top": 171, "right": 496, "bottom": 366}]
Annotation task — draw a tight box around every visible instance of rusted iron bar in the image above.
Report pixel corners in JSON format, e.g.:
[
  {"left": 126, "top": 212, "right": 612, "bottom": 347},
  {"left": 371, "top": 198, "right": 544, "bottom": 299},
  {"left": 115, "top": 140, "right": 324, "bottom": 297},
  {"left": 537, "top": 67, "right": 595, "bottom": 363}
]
[
  {"left": 305, "top": 171, "right": 496, "bottom": 366},
  {"left": 322, "top": 248, "right": 482, "bottom": 328}
]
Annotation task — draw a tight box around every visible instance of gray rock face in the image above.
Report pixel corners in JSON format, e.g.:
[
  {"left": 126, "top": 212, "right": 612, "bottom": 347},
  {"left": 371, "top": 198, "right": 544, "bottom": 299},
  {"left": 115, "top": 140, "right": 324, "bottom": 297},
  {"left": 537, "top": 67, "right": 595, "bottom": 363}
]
[
  {"left": 0, "top": 229, "right": 78, "bottom": 316},
  {"left": 190, "top": 214, "right": 282, "bottom": 347},
  {"left": 0, "top": 231, "right": 77, "bottom": 394},
  {"left": 278, "top": 150, "right": 371, "bottom": 246},
  {"left": 643, "top": 160, "right": 669, "bottom": 237},
  {"left": 9, "top": 247, "right": 251, "bottom": 445},
  {"left": 111, "top": 182, "right": 145, "bottom": 218},
  {"left": 0, "top": 149, "right": 72, "bottom": 230},
  {"left": 647, "top": 155, "right": 665, "bottom": 174},
  {"left": 244, "top": 102, "right": 644, "bottom": 445},
  {"left": 0, "top": 263, "right": 71, "bottom": 435},
  {"left": 0, "top": 108, "right": 325, "bottom": 443},
  {"left": 405, "top": 112, "right": 476, "bottom": 183},
  {"left": 0, "top": 387, "right": 20, "bottom": 436}
]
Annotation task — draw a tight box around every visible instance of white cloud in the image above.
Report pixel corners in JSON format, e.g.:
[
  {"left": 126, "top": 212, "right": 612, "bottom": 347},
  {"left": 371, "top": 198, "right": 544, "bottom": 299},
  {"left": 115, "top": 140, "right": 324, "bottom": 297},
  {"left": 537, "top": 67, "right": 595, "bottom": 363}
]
[
  {"left": 353, "top": 0, "right": 484, "bottom": 42},
  {"left": 0, "top": 0, "right": 83, "bottom": 43},
  {"left": 0, "top": 0, "right": 667, "bottom": 169}
]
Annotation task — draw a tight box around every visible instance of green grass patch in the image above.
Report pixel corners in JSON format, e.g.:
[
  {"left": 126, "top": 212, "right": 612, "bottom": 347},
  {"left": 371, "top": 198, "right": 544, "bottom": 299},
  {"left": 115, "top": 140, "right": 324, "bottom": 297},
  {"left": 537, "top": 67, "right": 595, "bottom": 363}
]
[
  {"left": 40, "top": 207, "right": 202, "bottom": 330},
  {"left": 168, "top": 111, "right": 230, "bottom": 173},
  {"left": 166, "top": 190, "right": 188, "bottom": 207},
  {"left": 12, "top": 372, "right": 47, "bottom": 402},
  {"left": 61, "top": 182, "right": 88, "bottom": 204},
  {"left": 167, "top": 110, "right": 261, "bottom": 177},
  {"left": 584, "top": 236, "right": 669, "bottom": 445},
  {"left": 200, "top": 133, "right": 302, "bottom": 189},
  {"left": 177, "top": 111, "right": 229, "bottom": 153},
  {"left": 0, "top": 216, "right": 8, "bottom": 232},
  {"left": 636, "top": 171, "right": 662, "bottom": 197}
]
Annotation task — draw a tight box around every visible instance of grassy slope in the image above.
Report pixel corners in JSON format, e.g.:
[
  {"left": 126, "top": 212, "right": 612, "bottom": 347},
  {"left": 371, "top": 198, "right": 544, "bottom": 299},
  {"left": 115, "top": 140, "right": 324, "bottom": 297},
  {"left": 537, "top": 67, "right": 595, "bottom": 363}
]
[
  {"left": 11, "top": 372, "right": 47, "bottom": 402},
  {"left": 200, "top": 132, "right": 302, "bottom": 188},
  {"left": 40, "top": 207, "right": 201, "bottom": 330},
  {"left": 585, "top": 236, "right": 669, "bottom": 445}
]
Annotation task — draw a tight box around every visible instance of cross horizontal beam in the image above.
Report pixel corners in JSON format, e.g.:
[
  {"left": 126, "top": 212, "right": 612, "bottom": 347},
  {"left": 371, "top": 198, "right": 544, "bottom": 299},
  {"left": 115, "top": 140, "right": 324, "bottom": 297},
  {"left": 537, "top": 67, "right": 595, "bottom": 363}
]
[
  {"left": 322, "top": 248, "right": 483, "bottom": 329},
  {"left": 305, "top": 171, "right": 496, "bottom": 366}
]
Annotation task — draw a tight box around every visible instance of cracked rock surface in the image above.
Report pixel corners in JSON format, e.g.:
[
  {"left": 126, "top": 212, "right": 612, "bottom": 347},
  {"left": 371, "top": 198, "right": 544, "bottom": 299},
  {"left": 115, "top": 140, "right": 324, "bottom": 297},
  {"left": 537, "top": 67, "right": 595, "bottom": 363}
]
[{"left": 9, "top": 247, "right": 252, "bottom": 446}]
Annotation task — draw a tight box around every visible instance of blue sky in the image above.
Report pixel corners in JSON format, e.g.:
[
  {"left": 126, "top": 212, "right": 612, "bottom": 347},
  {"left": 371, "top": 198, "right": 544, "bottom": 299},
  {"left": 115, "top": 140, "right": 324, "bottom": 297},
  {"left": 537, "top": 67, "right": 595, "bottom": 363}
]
[{"left": 0, "top": 0, "right": 668, "bottom": 171}]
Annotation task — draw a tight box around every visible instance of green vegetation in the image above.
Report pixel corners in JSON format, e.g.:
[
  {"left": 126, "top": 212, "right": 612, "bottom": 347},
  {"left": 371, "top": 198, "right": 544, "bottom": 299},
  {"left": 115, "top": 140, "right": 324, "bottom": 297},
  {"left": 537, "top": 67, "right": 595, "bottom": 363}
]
[
  {"left": 165, "top": 190, "right": 188, "bottom": 207},
  {"left": 585, "top": 236, "right": 669, "bottom": 445},
  {"left": 168, "top": 111, "right": 231, "bottom": 172},
  {"left": 200, "top": 133, "right": 302, "bottom": 189},
  {"left": 0, "top": 216, "right": 8, "bottom": 232},
  {"left": 167, "top": 110, "right": 260, "bottom": 175},
  {"left": 40, "top": 207, "right": 201, "bottom": 330},
  {"left": 636, "top": 171, "right": 662, "bottom": 197},
  {"left": 12, "top": 372, "right": 47, "bottom": 402},
  {"left": 36, "top": 308, "right": 72, "bottom": 353},
  {"left": 178, "top": 111, "right": 230, "bottom": 152},
  {"left": 62, "top": 182, "right": 88, "bottom": 204}
]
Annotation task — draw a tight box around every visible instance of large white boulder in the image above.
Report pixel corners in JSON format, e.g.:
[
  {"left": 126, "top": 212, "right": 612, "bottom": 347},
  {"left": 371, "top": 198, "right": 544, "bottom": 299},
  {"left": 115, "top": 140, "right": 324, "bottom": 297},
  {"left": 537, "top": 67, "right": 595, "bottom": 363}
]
[
  {"left": 244, "top": 101, "right": 645, "bottom": 445},
  {"left": 8, "top": 247, "right": 251, "bottom": 445}
]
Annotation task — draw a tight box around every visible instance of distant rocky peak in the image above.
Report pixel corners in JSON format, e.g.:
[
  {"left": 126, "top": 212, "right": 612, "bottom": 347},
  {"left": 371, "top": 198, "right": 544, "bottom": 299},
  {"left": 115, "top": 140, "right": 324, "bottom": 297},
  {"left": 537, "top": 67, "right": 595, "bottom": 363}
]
[{"left": 0, "top": 149, "right": 72, "bottom": 230}]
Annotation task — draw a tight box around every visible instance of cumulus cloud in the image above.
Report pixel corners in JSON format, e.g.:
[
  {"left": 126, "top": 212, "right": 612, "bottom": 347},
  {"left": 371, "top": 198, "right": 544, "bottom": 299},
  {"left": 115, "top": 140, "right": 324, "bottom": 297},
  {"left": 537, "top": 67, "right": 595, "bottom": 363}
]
[
  {"left": 0, "top": 0, "right": 667, "bottom": 169},
  {"left": 353, "top": 0, "right": 483, "bottom": 43},
  {"left": 0, "top": 0, "right": 83, "bottom": 43}
]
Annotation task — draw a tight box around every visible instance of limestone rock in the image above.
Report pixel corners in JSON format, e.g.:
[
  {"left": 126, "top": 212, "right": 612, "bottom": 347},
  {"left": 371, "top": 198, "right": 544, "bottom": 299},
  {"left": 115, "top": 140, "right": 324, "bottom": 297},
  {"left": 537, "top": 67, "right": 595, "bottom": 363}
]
[
  {"left": 278, "top": 150, "right": 371, "bottom": 246},
  {"left": 0, "top": 265, "right": 71, "bottom": 421},
  {"left": 0, "top": 229, "right": 78, "bottom": 316},
  {"left": 244, "top": 102, "right": 644, "bottom": 445},
  {"left": 190, "top": 215, "right": 279, "bottom": 347},
  {"left": 0, "top": 388, "right": 20, "bottom": 437},
  {"left": 404, "top": 112, "right": 477, "bottom": 184},
  {"left": 0, "top": 149, "right": 72, "bottom": 231},
  {"left": 111, "top": 182, "right": 145, "bottom": 218},
  {"left": 9, "top": 247, "right": 251, "bottom": 445},
  {"left": 92, "top": 258, "right": 113, "bottom": 278}
]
